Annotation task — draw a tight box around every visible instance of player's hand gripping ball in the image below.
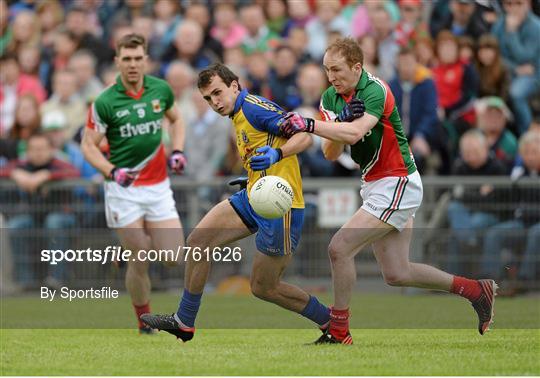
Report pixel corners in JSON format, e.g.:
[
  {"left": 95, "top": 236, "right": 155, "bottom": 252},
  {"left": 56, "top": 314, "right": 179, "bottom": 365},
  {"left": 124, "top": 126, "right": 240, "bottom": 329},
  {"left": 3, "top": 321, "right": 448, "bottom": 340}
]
[{"left": 249, "top": 175, "right": 294, "bottom": 219}]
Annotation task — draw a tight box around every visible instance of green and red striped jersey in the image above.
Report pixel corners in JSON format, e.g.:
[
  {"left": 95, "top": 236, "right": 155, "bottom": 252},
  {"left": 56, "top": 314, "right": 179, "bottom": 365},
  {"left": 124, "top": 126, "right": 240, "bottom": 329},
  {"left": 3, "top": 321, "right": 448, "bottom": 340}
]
[
  {"left": 320, "top": 69, "right": 417, "bottom": 181},
  {"left": 87, "top": 75, "right": 175, "bottom": 186}
]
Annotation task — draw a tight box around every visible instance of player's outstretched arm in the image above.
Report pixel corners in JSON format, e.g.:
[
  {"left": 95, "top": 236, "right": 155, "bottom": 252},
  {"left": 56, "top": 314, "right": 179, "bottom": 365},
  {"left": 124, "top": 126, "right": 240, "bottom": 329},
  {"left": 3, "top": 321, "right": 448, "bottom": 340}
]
[
  {"left": 314, "top": 114, "right": 378, "bottom": 145},
  {"left": 81, "top": 127, "right": 114, "bottom": 177}
]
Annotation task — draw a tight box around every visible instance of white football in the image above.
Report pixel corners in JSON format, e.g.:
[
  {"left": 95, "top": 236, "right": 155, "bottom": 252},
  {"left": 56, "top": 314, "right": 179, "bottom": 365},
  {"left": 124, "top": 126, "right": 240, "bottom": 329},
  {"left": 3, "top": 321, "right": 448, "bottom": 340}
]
[{"left": 249, "top": 176, "right": 294, "bottom": 219}]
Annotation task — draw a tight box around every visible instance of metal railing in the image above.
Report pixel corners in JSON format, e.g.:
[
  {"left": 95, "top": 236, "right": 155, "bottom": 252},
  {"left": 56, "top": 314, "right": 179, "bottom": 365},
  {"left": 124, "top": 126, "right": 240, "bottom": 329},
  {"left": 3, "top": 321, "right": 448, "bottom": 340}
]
[{"left": 1, "top": 176, "right": 538, "bottom": 292}]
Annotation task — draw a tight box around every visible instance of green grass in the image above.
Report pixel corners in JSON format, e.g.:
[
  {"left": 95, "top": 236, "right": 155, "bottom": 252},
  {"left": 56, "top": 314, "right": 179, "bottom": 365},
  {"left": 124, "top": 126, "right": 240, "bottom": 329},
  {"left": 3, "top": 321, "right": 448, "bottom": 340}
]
[{"left": 1, "top": 293, "right": 539, "bottom": 375}]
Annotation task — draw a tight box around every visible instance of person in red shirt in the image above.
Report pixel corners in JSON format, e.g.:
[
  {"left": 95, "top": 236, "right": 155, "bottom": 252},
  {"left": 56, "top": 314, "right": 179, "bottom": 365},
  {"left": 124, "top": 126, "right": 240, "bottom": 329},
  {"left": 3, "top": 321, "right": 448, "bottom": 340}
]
[{"left": 432, "top": 31, "right": 478, "bottom": 123}]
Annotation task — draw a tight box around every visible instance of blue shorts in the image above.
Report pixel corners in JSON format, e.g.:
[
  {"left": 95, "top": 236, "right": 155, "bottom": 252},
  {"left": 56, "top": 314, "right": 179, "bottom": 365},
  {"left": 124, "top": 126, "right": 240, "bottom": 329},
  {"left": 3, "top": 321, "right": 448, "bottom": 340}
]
[{"left": 229, "top": 189, "right": 304, "bottom": 256}]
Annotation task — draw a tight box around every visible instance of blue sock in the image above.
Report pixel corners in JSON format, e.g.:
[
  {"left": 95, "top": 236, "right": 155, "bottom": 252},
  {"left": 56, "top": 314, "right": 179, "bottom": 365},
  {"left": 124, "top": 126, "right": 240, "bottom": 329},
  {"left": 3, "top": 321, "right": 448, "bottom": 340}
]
[
  {"left": 300, "top": 295, "right": 330, "bottom": 326},
  {"left": 175, "top": 289, "right": 202, "bottom": 328}
]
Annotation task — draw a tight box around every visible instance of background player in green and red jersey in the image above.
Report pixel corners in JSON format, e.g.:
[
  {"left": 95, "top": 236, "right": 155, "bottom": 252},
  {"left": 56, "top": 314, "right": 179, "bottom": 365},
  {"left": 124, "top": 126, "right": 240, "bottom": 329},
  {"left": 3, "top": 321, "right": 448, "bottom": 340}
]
[
  {"left": 280, "top": 38, "right": 497, "bottom": 344},
  {"left": 81, "top": 34, "right": 186, "bottom": 334}
]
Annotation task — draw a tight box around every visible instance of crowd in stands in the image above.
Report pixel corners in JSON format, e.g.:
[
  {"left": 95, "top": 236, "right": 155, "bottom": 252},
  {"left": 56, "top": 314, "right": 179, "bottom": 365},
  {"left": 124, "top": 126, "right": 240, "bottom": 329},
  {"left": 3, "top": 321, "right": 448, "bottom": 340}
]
[{"left": 0, "top": 0, "right": 539, "bottom": 291}]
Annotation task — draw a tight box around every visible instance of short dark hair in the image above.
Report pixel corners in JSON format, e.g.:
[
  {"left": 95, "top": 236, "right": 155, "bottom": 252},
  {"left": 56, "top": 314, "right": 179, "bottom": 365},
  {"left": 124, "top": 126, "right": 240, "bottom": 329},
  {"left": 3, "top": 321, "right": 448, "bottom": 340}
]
[
  {"left": 116, "top": 33, "right": 147, "bottom": 56},
  {"left": 197, "top": 63, "right": 241, "bottom": 90}
]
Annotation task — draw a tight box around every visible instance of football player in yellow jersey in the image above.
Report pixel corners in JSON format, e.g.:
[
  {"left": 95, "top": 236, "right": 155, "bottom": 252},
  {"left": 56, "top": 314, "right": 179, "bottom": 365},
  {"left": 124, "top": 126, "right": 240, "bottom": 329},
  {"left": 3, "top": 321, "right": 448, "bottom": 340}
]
[{"left": 142, "top": 63, "right": 335, "bottom": 342}]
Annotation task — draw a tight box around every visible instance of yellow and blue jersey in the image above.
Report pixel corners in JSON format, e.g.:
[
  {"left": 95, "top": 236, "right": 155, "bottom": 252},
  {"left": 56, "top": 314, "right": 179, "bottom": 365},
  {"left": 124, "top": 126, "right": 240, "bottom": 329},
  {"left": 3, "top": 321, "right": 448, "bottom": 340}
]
[{"left": 231, "top": 89, "right": 304, "bottom": 209}]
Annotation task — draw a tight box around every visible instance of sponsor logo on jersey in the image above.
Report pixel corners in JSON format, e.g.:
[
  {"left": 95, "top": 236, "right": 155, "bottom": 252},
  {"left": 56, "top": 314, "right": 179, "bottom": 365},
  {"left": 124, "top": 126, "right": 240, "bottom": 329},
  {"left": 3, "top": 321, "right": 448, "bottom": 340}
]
[
  {"left": 241, "top": 130, "right": 249, "bottom": 144},
  {"left": 116, "top": 109, "right": 130, "bottom": 118},
  {"left": 152, "top": 99, "right": 162, "bottom": 113},
  {"left": 119, "top": 119, "right": 163, "bottom": 137},
  {"left": 133, "top": 103, "right": 147, "bottom": 109}
]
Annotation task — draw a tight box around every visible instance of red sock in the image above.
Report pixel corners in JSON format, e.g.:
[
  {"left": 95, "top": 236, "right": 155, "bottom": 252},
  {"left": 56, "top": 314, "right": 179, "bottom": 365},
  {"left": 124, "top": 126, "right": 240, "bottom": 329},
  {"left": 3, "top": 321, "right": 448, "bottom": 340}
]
[
  {"left": 133, "top": 303, "right": 151, "bottom": 329},
  {"left": 329, "top": 307, "right": 349, "bottom": 340},
  {"left": 450, "top": 276, "right": 481, "bottom": 301}
]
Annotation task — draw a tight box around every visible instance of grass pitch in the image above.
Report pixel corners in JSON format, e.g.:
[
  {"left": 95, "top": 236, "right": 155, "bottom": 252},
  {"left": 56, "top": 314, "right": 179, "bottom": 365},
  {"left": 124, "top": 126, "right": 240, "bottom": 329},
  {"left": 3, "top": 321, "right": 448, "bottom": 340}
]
[{"left": 1, "top": 293, "right": 539, "bottom": 375}]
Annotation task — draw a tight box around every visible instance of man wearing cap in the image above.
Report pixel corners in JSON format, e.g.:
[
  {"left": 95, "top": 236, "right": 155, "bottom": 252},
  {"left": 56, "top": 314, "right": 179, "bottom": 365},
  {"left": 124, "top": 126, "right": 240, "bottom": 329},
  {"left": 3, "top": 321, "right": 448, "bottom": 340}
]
[{"left": 476, "top": 96, "right": 518, "bottom": 172}]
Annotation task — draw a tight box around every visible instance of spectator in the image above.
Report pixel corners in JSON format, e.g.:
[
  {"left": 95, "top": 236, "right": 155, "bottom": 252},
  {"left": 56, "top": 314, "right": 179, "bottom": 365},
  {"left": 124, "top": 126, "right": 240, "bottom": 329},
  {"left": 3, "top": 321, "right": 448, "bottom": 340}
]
[
  {"left": 268, "top": 45, "right": 300, "bottom": 111},
  {"left": 211, "top": 2, "right": 247, "bottom": 49},
  {"left": 1, "top": 132, "right": 79, "bottom": 287},
  {"left": 152, "top": 0, "right": 182, "bottom": 59},
  {"left": 264, "top": 0, "right": 293, "bottom": 37},
  {"left": 41, "top": 110, "right": 98, "bottom": 180},
  {"left": 1, "top": 94, "right": 41, "bottom": 161},
  {"left": 184, "top": 90, "right": 230, "bottom": 199},
  {"left": 491, "top": 0, "right": 540, "bottom": 135},
  {"left": 162, "top": 19, "right": 216, "bottom": 72},
  {"left": 287, "top": 0, "right": 313, "bottom": 29},
  {"left": 0, "top": 0, "right": 10, "bottom": 56},
  {"left": 165, "top": 61, "right": 197, "bottom": 151},
  {"left": 481, "top": 131, "right": 540, "bottom": 292},
  {"left": 296, "top": 62, "right": 327, "bottom": 109},
  {"left": 446, "top": 129, "right": 507, "bottom": 275},
  {"left": 286, "top": 26, "right": 313, "bottom": 64},
  {"left": 49, "top": 29, "right": 80, "bottom": 79},
  {"left": 109, "top": 0, "right": 152, "bottom": 25},
  {"left": 476, "top": 96, "right": 518, "bottom": 171},
  {"left": 41, "top": 69, "right": 87, "bottom": 140},
  {"left": 395, "top": 0, "right": 430, "bottom": 48},
  {"left": 64, "top": 6, "right": 115, "bottom": 73},
  {"left": 245, "top": 52, "right": 271, "bottom": 98},
  {"left": 358, "top": 34, "right": 380, "bottom": 76},
  {"left": 305, "top": 0, "right": 349, "bottom": 61},
  {"left": 432, "top": 31, "right": 478, "bottom": 126},
  {"left": 370, "top": 6, "right": 399, "bottom": 82},
  {"left": 0, "top": 53, "right": 46, "bottom": 134},
  {"left": 474, "top": 34, "right": 511, "bottom": 100},
  {"left": 390, "top": 47, "right": 449, "bottom": 174},
  {"left": 184, "top": 1, "right": 225, "bottom": 61},
  {"left": 430, "top": 0, "right": 489, "bottom": 40},
  {"left": 223, "top": 46, "right": 246, "bottom": 68},
  {"left": 68, "top": 50, "right": 104, "bottom": 103},
  {"left": 414, "top": 35, "right": 436, "bottom": 68},
  {"left": 457, "top": 35, "right": 475, "bottom": 63},
  {"left": 35, "top": 0, "right": 64, "bottom": 49},
  {"left": 7, "top": 10, "right": 40, "bottom": 55},
  {"left": 17, "top": 44, "right": 41, "bottom": 78},
  {"left": 239, "top": 3, "right": 280, "bottom": 55}
]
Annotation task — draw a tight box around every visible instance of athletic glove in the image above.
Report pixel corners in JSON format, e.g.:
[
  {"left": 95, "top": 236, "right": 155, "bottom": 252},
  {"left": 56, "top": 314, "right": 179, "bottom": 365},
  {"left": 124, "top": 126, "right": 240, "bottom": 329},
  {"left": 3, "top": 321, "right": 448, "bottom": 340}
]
[
  {"left": 109, "top": 167, "right": 137, "bottom": 187},
  {"left": 168, "top": 150, "right": 187, "bottom": 174},
  {"left": 249, "top": 146, "right": 283, "bottom": 171},
  {"left": 336, "top": 98, "right": 365, "bottom": 122},
  {"left": 279, "top": 112, "right": 315, "bottom": 138}
]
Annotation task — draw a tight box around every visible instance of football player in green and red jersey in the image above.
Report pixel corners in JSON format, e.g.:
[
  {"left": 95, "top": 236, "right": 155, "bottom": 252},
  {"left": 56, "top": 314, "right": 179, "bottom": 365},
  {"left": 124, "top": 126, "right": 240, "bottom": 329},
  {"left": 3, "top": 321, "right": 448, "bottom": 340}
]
[
  {"left": 280, "top": 38, "right": 497, "bottom": 344},
  {"left": 82, "top": 34, "right": 186, "bottom": 334}
]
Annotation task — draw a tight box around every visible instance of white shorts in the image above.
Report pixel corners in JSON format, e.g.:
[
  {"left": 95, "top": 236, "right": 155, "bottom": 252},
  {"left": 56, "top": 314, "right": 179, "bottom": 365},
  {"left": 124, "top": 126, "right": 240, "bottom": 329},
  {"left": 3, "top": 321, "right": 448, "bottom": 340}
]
[
  {"left": 104, "top": 178, "right": 179, "bottom": 228},
  {"left": 360, "top": 170, "right": 423, "bottom": 231}
]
